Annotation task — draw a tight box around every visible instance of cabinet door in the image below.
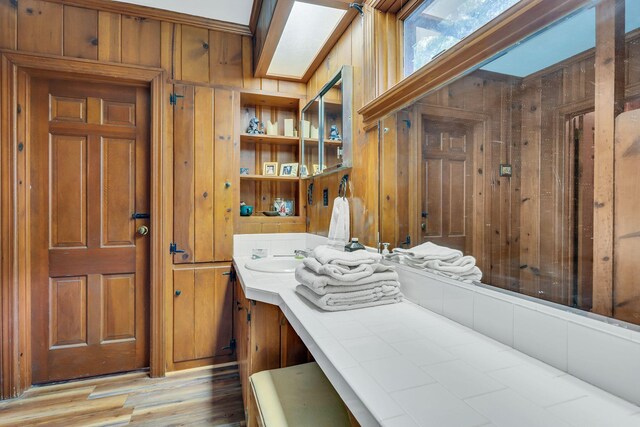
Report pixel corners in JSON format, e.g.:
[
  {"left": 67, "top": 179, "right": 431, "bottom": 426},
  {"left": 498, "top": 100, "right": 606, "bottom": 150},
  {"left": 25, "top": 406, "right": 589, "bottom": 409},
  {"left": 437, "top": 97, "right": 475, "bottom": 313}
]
[
  {"left": 235, "top": 277, "right": 250, "bottom": 413},
  {"left": 173, "top": 266, "right": 234, "bottom": 362},
  {"left": 249, "top": 301, "right": 281, "bottom": 374},
  {"left": 172, "top": 85, "right": 235, "bottom": 264},
  {"left": 279, "top": 312, "right": 313, "bottom": 367}
]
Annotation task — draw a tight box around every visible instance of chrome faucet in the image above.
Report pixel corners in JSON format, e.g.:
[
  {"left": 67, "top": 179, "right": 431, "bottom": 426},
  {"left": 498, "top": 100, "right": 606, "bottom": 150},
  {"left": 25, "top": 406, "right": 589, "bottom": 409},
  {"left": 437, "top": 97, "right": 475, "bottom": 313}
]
[{"left": 294, "top": 249, "right": 312, "bottom": 258}]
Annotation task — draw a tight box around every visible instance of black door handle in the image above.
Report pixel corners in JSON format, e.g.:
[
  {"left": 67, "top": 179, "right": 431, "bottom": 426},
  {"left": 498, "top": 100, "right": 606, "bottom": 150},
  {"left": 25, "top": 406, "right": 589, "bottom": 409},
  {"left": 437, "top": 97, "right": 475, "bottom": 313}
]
[{"left": 132, "top": 212, "right": 150, "bottom": 219}]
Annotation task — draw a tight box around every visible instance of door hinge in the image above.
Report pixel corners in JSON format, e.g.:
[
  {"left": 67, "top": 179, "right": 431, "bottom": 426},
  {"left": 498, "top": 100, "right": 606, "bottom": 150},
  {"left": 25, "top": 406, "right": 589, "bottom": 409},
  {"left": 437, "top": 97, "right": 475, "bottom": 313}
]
[
  {"left": 169, "top": 93, "right": 184, "bottom": 105},
  {"left": 169, "top": 242, "right": 185, "bottom": 254},
  {"left": 247, "top": 311, "right": 251, "bottom": 322},
  {"left": 222, "top": 338, "right": 236, "bottom": 352}
]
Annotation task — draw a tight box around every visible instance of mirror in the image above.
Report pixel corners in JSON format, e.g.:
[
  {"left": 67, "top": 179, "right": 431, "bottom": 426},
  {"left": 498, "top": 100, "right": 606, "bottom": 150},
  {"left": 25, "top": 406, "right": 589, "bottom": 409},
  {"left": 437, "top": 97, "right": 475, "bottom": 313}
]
[
  {"left": 302, "top": 65, "right": 352, "bottom": 177},
  {"left": 380, "top": 1, "right": 640, "bottom": 326}
]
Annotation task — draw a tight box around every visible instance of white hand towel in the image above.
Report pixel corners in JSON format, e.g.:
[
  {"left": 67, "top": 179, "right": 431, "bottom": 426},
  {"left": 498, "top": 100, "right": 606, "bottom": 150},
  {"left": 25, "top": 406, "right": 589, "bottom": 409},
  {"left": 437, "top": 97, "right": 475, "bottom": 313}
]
[
  {"left": 312, "top": 245, "right": 382, "bottom": 267},
  {"left": 327, "top": 197, "right": 350, "bottom": 249},
  {"left": 392, "top": 242, "right": 463, "bottom": 261},
  {"left": 303, "top": 257, "right": 395, "bottom": 281},
  {"left": 296, "top": 285, "right": 402, "bottom": 311},
  {"left": 295, "top": 264, "right": 399, "bottom": 292}
]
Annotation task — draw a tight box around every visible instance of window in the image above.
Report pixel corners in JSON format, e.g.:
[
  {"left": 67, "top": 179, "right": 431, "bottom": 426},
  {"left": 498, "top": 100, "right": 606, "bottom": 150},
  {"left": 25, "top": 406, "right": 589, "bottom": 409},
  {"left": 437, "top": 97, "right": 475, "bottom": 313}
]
[{"left": 403, "top": 0, "right": 521, "bottom": 77}]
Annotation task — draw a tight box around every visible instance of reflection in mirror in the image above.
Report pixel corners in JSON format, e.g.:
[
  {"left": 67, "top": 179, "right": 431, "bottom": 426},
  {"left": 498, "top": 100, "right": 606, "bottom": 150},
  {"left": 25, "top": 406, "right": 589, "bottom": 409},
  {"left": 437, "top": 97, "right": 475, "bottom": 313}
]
[
  {"left": 382, "top": 1, "right": 640, "bottom": 325},
  {"left": 324, "top": 77, "right": 344, "bottom": 170},
  {"left": 302, "top": 98, "right": 320, "bottom": 177}
]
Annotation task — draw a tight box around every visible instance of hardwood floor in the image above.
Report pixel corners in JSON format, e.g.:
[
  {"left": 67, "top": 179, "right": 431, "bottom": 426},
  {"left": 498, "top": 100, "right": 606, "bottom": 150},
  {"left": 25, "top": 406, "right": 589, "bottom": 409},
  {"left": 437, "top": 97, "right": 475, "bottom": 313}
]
[{"left": 0, "top": 364, "right": 246, "bottom": 426}]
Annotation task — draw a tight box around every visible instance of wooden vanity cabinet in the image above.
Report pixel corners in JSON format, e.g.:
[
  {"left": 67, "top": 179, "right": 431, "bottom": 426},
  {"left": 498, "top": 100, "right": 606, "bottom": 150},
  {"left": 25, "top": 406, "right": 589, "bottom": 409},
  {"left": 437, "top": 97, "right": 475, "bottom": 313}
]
[{"left": 234, "top": 274, "right": 313, "bottom": 425}]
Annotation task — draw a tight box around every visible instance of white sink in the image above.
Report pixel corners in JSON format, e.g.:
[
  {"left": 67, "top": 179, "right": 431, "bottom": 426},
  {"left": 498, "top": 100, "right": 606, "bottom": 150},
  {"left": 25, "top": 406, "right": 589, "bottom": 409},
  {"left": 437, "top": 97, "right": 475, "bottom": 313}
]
[{"left": 245, "top": 257, "right": 302, "bottom": 273}]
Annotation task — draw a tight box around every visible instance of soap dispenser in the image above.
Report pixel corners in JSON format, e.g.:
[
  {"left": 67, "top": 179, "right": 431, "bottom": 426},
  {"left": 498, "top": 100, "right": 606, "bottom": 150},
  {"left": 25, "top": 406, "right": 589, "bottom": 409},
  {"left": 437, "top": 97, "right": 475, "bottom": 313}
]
[
  {"left": 344, "top": 238, "right": 365, "bottom": 252},
  {"left": 381, "top": 243, "right": 390, "bottom": 256}
]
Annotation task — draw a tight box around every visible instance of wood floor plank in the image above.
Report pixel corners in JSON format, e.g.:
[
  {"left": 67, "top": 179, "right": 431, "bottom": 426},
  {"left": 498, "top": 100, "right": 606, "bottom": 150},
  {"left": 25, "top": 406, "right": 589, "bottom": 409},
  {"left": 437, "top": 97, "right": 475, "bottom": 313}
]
[{"left": 0, "top": 365, "right": 245, "bottom": 426}]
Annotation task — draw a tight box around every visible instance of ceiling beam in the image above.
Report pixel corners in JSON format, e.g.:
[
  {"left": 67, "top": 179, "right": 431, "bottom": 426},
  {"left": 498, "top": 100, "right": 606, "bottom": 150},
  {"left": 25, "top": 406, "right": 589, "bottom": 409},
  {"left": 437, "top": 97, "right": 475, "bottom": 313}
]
[{"left": 44, "top": 0, "right": 252, "bottom": 36}]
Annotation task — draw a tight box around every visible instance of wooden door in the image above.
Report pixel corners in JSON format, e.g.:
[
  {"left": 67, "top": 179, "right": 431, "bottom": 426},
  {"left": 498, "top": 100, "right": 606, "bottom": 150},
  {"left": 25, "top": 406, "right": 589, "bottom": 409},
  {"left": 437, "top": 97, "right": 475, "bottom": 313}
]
[
  {"left": 30, "top": 78, "right": 150, "bottom": 384},
  {"left": 421, "top": 119, "right": 474, "bottom": 252}
]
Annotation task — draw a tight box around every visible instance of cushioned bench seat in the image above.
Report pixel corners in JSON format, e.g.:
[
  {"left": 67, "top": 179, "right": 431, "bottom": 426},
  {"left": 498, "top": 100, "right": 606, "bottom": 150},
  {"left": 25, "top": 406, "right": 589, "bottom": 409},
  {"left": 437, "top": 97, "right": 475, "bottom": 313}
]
[{"left": 249, "top": 362, "right": 353, "bottom": 427}]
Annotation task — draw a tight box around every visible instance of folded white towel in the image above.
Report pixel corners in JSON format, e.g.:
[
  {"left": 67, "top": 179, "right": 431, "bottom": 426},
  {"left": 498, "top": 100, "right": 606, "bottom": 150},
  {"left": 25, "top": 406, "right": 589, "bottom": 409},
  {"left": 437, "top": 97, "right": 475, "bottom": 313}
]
[
  {"left": 303, "top": 257, "right": 395, "bottom": 281},
  {"left": 296, "top": 285, "right": 403, "bottom": 311},
  {"left": 299, "top": 280, "right": 400, "bottom": 296},
  {"left": 392, "top": 242, "right": 463, "bottom": 261},
  {"left": 297, "top": 285, "right": 401, "bottom": 306},
  {"left": 313, "top": 245, "right": 382, "bottom": 267},
  {"left": 328, "top": 197, "right": 350, "bottom": 249},
  {"left": 295, "top": 264, "right": 399, "bottom": 292}
]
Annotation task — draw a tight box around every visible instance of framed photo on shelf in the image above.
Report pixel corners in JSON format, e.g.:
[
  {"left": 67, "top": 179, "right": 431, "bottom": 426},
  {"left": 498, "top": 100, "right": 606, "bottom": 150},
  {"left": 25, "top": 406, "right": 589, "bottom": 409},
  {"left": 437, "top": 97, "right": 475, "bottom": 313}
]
[
  {"left": 312, "top": 164, "right": 326, "bottom": 175},
  {"left": 240, "top": 167, "right": 250, "bottom": 175},
  {"left": 263, "top": 162, "right": 279, "bottom": 176},
  {"left": 300, "top": 164, "right": 309, "bottom": 177},
  {"left": 280, "top": 163, "right": 298, "bottom": 177}
]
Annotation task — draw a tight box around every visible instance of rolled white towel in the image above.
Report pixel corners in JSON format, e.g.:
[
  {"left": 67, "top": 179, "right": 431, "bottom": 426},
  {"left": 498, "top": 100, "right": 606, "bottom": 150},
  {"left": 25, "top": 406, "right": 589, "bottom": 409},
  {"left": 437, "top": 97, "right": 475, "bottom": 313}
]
[
  {"left": 303, "top": 257, "right": 395, "bottom": 281},
  {"left": 410, "top": 256, "right": 477, "bottom": 274},
  {"left": 312, "top": 245, "right": 382, "bottom": 267},
  {"left": 392, "top": 242, "right": 463, "bottom": 262},
  {"left": 295, "top": 264, "right": 399, "bottom": 292},
  {"left": 299, "top": 280, "right": 400, "bottom": 296},
  {"left": 296, "top": 285, "right": 403, "bottom": 312}
]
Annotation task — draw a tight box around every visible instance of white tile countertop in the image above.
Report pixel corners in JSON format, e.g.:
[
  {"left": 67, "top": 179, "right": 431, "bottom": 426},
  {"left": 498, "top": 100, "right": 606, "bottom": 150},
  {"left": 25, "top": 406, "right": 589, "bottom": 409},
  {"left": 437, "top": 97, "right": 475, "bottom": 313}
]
[{"left": 233, "top": 255, "right": 640, "bottom": 427}]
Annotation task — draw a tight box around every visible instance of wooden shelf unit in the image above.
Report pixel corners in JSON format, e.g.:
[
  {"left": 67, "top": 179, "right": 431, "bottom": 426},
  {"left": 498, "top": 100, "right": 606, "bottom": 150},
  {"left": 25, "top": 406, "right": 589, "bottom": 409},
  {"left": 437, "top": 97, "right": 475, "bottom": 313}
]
[{"left": 239, "top": 92, "right": 306, "bottom": 229}]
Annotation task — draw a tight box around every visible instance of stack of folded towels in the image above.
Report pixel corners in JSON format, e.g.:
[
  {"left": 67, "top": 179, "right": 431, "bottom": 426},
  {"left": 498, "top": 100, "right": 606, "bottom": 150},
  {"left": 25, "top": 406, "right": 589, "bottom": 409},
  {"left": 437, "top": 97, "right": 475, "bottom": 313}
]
[
  {"left": 295, "top": 245, "right": 403, "bottom": 311},
  {"left": 385, "top": 241, "right": 482, "bottom": 284}
]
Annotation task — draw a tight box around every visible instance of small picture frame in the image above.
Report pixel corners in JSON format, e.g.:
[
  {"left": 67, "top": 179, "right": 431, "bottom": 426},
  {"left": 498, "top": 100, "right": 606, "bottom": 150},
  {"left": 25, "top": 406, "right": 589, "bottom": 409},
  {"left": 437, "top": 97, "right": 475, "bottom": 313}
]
[
  {"left": 263, "top": 162, "right": 279, "bottom": 176},
  {"left": 280, "top": 163, "right": 298, "bottom": 177},
  {"left": 300, "top": 164, "right": 309, "bottom": 178},
  {"left": 240, "top": 167, "right": 250, "bottom": 175},
  {"left": 499, "top": 164, "right": 513, "bottom": 178},
  {"left": 312, "top": 164, "right": 326, "bottom": 175}
]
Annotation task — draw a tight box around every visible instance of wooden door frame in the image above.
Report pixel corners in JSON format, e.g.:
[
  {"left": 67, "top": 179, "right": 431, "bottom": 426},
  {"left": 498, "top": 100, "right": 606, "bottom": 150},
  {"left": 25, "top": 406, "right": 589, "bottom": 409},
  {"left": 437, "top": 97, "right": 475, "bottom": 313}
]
[{"left": 0, "top": 50, "right": 169, "bottom": 399}]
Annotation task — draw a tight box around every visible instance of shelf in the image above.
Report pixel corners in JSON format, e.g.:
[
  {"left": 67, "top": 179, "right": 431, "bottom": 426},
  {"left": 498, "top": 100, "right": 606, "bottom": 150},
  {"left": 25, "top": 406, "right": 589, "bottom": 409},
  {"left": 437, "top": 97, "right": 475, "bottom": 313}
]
[
  {"left": 239, "top": 215, "right": 304, "bottom": 223},
  {"left": 240, "top": 92, "right": 301, "bottom": 109},
  {"left": 240, "top": 175, "right": 300, "bottom": 182},
  {"left": 240, "top": 134, "right": 299, "bottom": 146},
  {"left": 303, "top": 138, "right": 342, "bottom": 147}
]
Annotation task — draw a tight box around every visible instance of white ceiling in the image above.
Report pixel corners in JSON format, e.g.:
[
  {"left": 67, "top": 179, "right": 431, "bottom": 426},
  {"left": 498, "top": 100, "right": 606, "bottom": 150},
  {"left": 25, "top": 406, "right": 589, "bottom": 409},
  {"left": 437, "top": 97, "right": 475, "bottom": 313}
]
[{"left": 112, "top": 0, "right": 254, "bottom": 25}]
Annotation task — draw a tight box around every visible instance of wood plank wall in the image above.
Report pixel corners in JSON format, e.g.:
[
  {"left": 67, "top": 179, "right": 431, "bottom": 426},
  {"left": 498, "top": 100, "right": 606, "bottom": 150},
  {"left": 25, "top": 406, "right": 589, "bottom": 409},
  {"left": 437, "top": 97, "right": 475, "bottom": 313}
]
[
  {"left": 0, "top": 0, "right": 308, "bottom": 375},
  {"left": 305, "top": 6, "right": 394, "bottom": 247}
]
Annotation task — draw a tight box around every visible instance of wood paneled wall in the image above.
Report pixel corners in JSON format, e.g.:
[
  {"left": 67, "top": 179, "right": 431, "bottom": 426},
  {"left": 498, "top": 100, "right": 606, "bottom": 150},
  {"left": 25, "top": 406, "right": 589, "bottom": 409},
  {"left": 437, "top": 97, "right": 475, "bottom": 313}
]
[
  {"left": 0, "top": 0, "right": 308, "bottom": 380},
  {"left": 305, "top": 7, "right": 388, "bottom": 247}
]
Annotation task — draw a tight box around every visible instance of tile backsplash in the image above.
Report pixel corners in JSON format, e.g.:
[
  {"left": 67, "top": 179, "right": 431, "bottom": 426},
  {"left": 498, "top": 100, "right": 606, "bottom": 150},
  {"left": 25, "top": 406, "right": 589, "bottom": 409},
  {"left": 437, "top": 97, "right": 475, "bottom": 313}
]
[
  {"left": 233, "top": 233, "right": 328, "bottom": 257},
  {"left": 394, "top": 262, "right": 640, "bottom": 406}
]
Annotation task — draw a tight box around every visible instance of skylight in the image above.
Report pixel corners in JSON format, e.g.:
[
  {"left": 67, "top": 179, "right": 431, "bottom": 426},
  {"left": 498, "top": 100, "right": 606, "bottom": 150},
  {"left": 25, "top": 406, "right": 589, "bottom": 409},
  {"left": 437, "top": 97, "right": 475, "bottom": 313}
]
[{"left": 267, "top": 1, "right": 346, "bottom": 79}]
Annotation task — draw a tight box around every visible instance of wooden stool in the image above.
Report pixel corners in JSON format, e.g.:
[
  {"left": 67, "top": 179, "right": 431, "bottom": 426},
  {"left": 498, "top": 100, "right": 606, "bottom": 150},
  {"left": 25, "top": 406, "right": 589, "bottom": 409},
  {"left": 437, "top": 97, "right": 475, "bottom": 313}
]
[{"left": 249, "top": 362, "right": 355, "bottom": 427}]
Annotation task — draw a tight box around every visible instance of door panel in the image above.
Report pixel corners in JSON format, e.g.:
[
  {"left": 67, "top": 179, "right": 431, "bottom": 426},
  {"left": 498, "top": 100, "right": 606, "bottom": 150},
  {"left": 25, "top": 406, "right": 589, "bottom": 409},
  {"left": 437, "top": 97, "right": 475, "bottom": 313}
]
[
  {"left": 101, "top": 137, "right": 135, "bottom": 247},
  {"left": 101, "top": 274, "right": 136, "bottom": 342},
  {"left": 50, "top": 96, "right": 87, "bottom": 123},
  {"left": 31, "top": 78, "right": 149, "bottom": 383},
  {"left": 50, "top": 135, "right": 87, "bottom": 248},
  {"left": 49, "top": 276, "right": 88, "bottom": 348}
]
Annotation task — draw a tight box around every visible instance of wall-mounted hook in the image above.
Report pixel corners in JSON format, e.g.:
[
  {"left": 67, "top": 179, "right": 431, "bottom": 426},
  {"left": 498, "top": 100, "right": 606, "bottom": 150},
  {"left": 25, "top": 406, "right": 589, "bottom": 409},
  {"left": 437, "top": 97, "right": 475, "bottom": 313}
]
[{"left": 349, "top": 2, "right": 364, "bottom": 15}]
